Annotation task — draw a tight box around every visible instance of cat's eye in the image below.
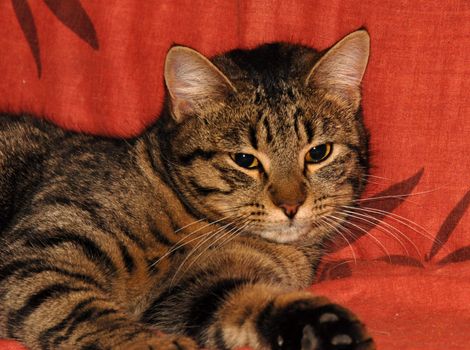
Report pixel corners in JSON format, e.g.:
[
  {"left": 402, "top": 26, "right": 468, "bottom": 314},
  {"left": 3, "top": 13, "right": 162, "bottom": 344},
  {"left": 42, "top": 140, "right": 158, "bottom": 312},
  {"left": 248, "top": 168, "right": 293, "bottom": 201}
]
[
  {"left": 230, "top": 153, "right": 259, "bottom": 169},
  {"left": 305, "top": 143, "right": 333, "bottom": 164}
]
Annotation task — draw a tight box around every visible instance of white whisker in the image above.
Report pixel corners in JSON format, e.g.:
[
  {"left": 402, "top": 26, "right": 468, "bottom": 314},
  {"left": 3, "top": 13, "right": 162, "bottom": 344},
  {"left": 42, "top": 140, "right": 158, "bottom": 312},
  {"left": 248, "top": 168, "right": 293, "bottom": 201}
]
[
  {"left": 151, "top": 213, "right": 239, "bottom": 267},
  {"left": 320, "top": 217, "right": 357, "bottom": 265},
  {"left": 174, "top": 217, "right": 209, "bottom": 234},
  {"left": 174, "top": 221, "right": 252, "bottom": 288},
  {"left": 363, "top": 180, "right": 384, "bottom": 186},
  {"left": 207, "top": 221, "right": 251, "bottom": 257},
  {"left": 169, "top": 214, "right": 250, "bottom": 287},
  {"left": 339, "top": 209, "right": 414, "bottom": 256},
  {"left": 342, "top": 205, "right": 441, "bottom": 250},
  {"left": 364, "top": 174, "right": 392, "bottom": 180},
  {"left": 352, "top": 188, "right": 441, "bottom": 204},
  {"left": 327, "top": 213, "right": 392, "bottom": 261}
]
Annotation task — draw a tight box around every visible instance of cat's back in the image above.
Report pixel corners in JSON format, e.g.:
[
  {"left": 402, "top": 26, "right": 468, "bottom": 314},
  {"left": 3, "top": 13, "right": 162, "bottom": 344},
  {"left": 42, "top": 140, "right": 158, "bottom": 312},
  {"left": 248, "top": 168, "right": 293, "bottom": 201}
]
[
  {"left": 0, "top": 113, "right": 62, "bottom": 156},
  {"left": 0, "top": 114, "right": 138, "bottom": 231},
  {"left": 0, "top": 113, "right": 136, "bottom": 176},
  {"left": 0, "top": 115, "right": 59, "bottom": 225}
]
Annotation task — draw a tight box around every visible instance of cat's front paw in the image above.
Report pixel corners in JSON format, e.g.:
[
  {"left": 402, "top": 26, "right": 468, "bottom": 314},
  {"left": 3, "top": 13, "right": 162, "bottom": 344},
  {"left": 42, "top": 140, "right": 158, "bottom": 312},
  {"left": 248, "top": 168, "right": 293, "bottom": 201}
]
[{"left": 259, "top": 294, "right": 375, "bottom": 350}]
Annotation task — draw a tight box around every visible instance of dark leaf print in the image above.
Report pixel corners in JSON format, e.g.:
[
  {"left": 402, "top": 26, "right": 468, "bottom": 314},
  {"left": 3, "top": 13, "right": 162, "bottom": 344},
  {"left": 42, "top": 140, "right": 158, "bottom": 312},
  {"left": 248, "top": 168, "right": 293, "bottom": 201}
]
[
  {"left": 11, "top": 0, "right": 42, "bottom": 77},
  {"left": 376, "top": 254, "right": 424, "bottom": 268},
  {"left": 327, "top": 168, "right": 424, "bottom": 252},
  {"left": 11, "top": 0, "right": 98, "bottom": 79},
  {"left": 427, "top": 189, "right": 470, "bottom": 261},
  {"left": 316, "top": 260, "right": 352, "bottom": 282},
  {"left": 357, "top": 167, "right": 424, "bottom": 214},
  {"left": 43, "top": 0, "right": 99, "bottom": 50},
  {"left": 438, "top": 246, "right": 470, "bottom": 265}
]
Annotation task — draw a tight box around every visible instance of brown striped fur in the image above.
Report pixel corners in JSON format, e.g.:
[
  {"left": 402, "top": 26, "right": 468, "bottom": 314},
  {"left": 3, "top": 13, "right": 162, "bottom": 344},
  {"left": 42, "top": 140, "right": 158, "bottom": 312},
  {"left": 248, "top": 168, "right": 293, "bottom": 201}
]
[{"left": 0, "top": 30, "right": 374, "bottom": 349}]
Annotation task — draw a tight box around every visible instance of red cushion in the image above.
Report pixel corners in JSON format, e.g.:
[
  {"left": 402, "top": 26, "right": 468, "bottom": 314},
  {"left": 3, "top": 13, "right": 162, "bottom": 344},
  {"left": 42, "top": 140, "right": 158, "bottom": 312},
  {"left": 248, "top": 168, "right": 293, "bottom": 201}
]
[
  {"left": 313, "top": 261, "right": 470, "bottom": 349},
  {"left": 0, "top": 1, "right": 469, "bottom": 349}
]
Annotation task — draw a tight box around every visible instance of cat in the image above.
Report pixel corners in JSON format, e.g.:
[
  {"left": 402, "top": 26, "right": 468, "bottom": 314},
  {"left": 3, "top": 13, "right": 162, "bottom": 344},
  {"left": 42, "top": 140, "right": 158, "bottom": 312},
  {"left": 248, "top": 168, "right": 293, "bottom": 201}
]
[{"left": 0, "top": 29, "right": 373, "bottom": 350}]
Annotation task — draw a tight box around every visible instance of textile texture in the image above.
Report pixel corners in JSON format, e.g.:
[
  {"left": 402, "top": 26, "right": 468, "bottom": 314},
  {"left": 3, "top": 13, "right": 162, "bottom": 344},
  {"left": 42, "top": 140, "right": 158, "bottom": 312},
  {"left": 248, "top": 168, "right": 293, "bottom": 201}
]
[{"left": 0, "top": 1, "right": 469, "bottom": 349}]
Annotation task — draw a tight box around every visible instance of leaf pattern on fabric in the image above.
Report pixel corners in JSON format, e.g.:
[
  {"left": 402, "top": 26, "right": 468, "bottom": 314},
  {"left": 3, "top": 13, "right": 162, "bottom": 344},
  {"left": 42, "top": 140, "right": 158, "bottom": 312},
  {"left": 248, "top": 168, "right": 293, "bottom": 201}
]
[
  {"left": 326, "top": 168, "right": 424, "bottom": 253},
  {"left": 358, "top": 168, "right": 424, "bottom": 216},
  {"left": 43, "top": 0, "right": 99, "bottom": 50},
  {"left": 319, "top": 172, "right": 470, "bottom": 280},
  {"left": 11, "top": 0, "right": 99, "bottom": 78},
  {"left": 317, "top": 260, "right": 353, "bottom": 281},
  {"left": 438, "top": 246, "right": 470, "bottom": 265},
  {"left": 11, "top": 0, "right": 41, "bottom": 77},
  {"left": 427, "top": 189, "right": 470, "bottom": 261},
  {"left": 376, "top": 255, "right": 424, "bottom": 268}
]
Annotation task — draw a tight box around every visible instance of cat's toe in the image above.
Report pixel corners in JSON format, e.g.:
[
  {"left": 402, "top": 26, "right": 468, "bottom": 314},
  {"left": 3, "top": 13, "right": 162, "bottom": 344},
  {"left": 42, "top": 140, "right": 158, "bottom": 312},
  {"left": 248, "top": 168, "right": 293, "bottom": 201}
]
[{"left": 311, "top": 304, "right": 374, "bottom": 350}]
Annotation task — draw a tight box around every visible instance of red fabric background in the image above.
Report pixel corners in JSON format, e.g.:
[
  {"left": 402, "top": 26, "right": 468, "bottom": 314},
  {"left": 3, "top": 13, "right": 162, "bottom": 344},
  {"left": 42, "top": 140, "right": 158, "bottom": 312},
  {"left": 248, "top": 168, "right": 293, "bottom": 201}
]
[{"left": 0, "top": 1, "right": 469, "bottom": 349}]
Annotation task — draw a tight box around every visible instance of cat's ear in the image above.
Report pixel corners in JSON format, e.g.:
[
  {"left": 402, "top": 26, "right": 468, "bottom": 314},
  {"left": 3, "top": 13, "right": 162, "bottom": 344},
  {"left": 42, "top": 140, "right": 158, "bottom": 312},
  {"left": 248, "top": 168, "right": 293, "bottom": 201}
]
[
  {"left": 305, "top": 30, "right": 370, "bottom": 107},
  {"left": 164, "top": 46, "right": 236, "bottom": 122}
]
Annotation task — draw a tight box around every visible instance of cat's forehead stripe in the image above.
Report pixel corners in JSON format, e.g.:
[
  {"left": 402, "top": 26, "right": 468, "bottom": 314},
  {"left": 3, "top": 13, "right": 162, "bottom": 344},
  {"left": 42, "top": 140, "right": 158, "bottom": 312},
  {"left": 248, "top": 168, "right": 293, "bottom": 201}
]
[
  {"left": 248, "top": 124, "right": 258, "bottom": 150},
  {"left": 293, "top": 108, "right": 301, "bottom": 139},
  {"left": 262, "top": 117, "right": 273, "bottom": 144},
  {"left": 303, "top": 119, "right": 315, "bottom": 144}
]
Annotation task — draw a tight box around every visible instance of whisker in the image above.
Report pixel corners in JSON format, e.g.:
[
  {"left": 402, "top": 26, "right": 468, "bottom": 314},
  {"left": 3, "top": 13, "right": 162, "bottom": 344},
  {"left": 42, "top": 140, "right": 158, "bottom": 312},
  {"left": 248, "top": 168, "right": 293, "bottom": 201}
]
[
  {"left": 151, "top": 228, "right": 215, "bottom": 268},
  {"left": 361, "top": 175, "right": 387, "bottom": 186},
  {"left": 342, "top": 205, "right": 442, "bottom": 250},
  {"left": 326, "top": 213, "right": 392, "bottom": 261},
  {"left": 169, "top": 214, "right": 250, "bottom": 287},
  {"left": 151, "top": 213, "right": 240, "bottom": 267},
  {"left": 320, "top": 217, "right": 357, "bottom": 265},
  {"left": 326, "top": 187, "right": 440, "bottom": 206},
  {"left": 339, "top": 209, "right": 414, "bottom": 256},
  {"left": 363, "top": 174, "right": 392, "bottom": 181},
  {"left": 363, "top": 179, "right": 384, "bottom": 186},
  {"left": 173, "top": 218, "right": 252, "bottom": 285},
  {"left": 176, "top": 220, "right": 252, "bottom": 286},
  {"left": 169, "top": 227, "right": 231, "bottom": 287},
  {"left": 174, "top": 217, "right": 209, "bottom": 233},
  {"left": 317, "top": 259, "right": 357, "bottom": 279},
  {"left": 352, "top": 188, "right": 441, "bottom": 204},
  {"left": 209, "top": 221, "right": 252, "bottom": 255}
]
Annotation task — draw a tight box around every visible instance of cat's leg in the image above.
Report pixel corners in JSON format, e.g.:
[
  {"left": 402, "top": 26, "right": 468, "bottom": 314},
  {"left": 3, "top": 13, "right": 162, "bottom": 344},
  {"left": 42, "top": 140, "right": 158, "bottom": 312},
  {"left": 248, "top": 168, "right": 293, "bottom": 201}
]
[
  {"left": 203, "top": 285, "right": 373, "bottom": 350},
  {"left": 0, "top": 242, "right": 198, "bottom": 350},
  {"left": 145, "top": 238, "right": 374, "bottom": 350},
  {"left": 0, "top": 261, "right": 198, "bottom": 350}
]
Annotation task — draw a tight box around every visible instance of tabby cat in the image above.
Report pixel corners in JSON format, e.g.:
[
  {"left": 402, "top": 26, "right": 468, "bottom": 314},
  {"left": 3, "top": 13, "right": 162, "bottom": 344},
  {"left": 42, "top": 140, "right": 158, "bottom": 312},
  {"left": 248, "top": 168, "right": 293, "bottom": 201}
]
[{"left": 0, "top": 30, "right": 374, "bottom": 350}]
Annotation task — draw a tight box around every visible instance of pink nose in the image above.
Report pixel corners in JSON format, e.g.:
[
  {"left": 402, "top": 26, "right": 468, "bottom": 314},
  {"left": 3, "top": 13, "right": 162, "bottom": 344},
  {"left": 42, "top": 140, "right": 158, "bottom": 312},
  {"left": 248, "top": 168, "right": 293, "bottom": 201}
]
[{"left": 278, "top": 203, "right": 301, "bottom": 219}]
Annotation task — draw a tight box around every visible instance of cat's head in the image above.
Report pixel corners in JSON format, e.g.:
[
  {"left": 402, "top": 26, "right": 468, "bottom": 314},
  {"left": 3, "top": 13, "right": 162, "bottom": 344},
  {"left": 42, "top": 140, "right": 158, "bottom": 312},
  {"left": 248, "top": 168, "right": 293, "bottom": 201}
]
[{"left": 158, "top": 30, "right": 370, "bottom": 244}]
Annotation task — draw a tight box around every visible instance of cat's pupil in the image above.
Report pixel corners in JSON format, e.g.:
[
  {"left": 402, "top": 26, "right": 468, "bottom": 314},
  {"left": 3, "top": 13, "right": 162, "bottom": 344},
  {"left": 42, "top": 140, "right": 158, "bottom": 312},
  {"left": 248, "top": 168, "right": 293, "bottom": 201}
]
[
  {"left": 233, "top": 153, "right": 258, "bottom": 169},
  {"left": 307, "top": 144, "right": 332, "bottom": 163}
]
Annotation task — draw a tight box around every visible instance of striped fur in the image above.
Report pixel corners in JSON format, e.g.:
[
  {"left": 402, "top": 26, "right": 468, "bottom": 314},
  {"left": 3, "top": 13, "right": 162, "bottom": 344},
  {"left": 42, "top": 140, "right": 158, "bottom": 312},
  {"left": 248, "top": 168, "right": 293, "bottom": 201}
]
[{"left": 0, "top": 30, "right": 374, "bottom": 349}]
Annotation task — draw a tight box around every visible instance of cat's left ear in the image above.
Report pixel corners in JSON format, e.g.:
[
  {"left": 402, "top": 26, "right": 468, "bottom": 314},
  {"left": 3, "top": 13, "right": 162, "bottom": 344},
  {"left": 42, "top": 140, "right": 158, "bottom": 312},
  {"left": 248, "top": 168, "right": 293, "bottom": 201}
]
[
  {"left": 306, "top": 30, "right": 370, "bottom": 108},
  {"left": 164, "top": 46, "right": 237, "bottom": 122}
]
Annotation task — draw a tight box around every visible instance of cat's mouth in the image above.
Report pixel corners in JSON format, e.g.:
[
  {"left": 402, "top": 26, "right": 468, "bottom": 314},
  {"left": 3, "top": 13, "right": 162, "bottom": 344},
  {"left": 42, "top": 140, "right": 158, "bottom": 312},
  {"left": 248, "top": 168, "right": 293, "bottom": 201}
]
[{"left": 256, "top": 220, "right": 313, "bottom": 243}]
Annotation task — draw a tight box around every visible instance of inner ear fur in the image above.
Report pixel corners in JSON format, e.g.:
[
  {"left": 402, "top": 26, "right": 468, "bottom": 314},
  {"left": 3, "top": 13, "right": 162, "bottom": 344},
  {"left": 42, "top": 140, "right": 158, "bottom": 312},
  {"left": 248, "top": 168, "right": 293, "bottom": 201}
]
[
  {"left": 164, "top": 46, "right": 236, "bottom": 122},
  {"left": 305, "top": 30, "right": 370, "bottom": 107}
]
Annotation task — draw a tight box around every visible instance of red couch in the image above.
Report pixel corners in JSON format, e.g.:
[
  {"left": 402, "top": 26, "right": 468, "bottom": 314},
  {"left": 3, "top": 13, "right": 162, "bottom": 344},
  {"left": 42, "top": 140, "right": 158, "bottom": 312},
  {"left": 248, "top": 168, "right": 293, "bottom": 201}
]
[{"left": 1, "top": 1, "right": 469, "bottom": 349}]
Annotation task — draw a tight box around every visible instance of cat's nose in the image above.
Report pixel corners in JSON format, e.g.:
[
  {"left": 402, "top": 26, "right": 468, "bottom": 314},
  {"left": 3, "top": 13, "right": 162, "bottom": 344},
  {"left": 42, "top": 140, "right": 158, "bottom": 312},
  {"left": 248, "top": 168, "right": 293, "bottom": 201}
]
[
  {"left": 278, "top": 202, "right": 302, "bottom": 219},
  {"left": 268, "top": 180, "right": 306, "bottom": 219}
]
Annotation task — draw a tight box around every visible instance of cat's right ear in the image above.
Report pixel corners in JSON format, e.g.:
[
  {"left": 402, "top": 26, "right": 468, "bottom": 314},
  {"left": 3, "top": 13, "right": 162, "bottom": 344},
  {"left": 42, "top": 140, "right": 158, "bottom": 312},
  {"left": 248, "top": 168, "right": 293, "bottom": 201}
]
[
  {"left": 164, "top": 46, "right": 236, "bottom": 122},
  {"left": 305, "top": 30, "right": 370, "bottom": 109}
]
